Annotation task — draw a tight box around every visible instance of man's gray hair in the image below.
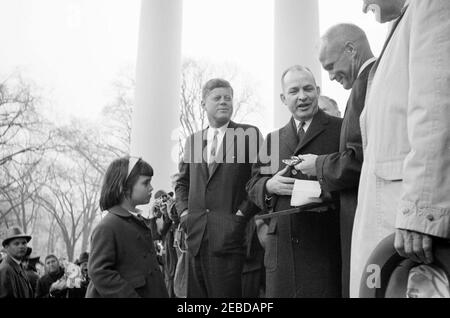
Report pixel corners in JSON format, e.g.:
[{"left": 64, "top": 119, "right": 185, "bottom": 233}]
[{"left": 281, "top": 65, "right": 317, "bottom": 89}]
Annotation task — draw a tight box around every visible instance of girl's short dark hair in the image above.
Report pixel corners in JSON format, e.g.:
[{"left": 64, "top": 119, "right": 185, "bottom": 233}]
[{"left": 99, "top": 156, "right": 154, "bottom": 211}]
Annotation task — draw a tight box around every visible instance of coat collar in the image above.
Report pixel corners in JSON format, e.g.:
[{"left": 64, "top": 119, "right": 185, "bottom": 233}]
[
  {"left": 370, "top": 4, "right": 409, "bottom": 78},
  {"left": 280, "top": 108, "right": 330, "bottom": 155},
  {"left": 108, "top": 205, "right": 133, "bottom": 218},
  {"left": 5, "top": 255, "right": 26, "bottom": 277},
  {"left": 343, "top": 59, "right": 376, "bottom": 119},
  {"left": 108, "top": 205, "right": 154, "bottom": 231}
]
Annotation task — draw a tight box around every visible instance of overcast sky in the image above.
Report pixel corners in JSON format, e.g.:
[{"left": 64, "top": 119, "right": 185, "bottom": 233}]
[{"left": 0, "top": 0, "right": 386, "bottom": 132}]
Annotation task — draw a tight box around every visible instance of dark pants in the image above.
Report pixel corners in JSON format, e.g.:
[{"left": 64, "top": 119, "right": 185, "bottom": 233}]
[
  {"left": 187, "top": 235, "right": 244, "bottom": 298},
  {"left": 242, "top": 268, "right": 265, "bottom": 298}
]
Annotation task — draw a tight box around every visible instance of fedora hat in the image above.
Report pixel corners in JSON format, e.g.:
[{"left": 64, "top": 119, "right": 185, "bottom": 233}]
[
  {"left": 1, "top": 226, "right": 32, "bottom": 247},
  {"left": 359, "top": 233, "right": 450, "bottom": 298},
  {"left": 76, "top": 252, "right": 89, "bottom": 265}
]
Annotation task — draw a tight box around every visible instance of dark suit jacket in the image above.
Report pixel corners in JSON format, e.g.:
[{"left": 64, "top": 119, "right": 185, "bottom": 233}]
[
  {"left": 25, "top": 270, "right": 39, "bottom": 295},
  {"left": 175, "top": 121, "right": 262, "bottom": 257},
  {"left": 315, "top": 60, "right": 375, "bottom": 297},
  {"left": 86, "top": 206, "right": 168, "bottom": 298},
  {"left": 0, "top": 255, "right": 34, "bottom": 298},
  {"left": 35, "top": 267, "right": 64, "bottom": 298},
  {"left": 247, "top": 109, "right": 343, "bottom": 298}
]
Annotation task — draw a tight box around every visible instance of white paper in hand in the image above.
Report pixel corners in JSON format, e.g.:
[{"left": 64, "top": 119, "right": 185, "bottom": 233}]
[{"left": 290, "top": 179, "right": 322, "bottom": 207}]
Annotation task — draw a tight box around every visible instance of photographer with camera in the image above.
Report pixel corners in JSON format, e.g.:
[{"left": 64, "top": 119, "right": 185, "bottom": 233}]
[{"left": 150, "top": 190, "right": 180, "bottom": 298}]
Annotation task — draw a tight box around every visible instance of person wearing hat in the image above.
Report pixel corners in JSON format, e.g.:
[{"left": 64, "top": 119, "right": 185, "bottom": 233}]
[
  {"left": 76, "top": 252, "right": 89, "bottom": 280},
  {"left": 73, "top": 251, "right": 90, "bottom": 298},
  {"left": 23, "top": 247, "right": 40, "bottom": 294},
  {"left": 0, "top": 226, "right": 34, "bottom": 298}
]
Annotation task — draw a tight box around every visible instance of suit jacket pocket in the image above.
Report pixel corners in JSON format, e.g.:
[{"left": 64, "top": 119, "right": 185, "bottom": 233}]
[
  {"left": 221, "top": 214, "right": 247, "bottom": 250},
  {"left": 374, "top": 159, "right": 404, "bottom": 181}
]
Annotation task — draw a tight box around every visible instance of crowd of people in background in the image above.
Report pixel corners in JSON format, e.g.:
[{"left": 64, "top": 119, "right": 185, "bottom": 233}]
[
  {"left": 0, "top": 227, "right": 90, "bottom": 298},
  {"left": 1, "top": 0, "right": 449, "bottom": 298}
]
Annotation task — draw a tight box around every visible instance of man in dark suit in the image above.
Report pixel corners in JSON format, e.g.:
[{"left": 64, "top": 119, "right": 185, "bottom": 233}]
[
  {"left": 0, "top": 226, "right": 34, "bottom": 298},
  {"left": 175, "top": 78, "right": 262, "bottom": 298},
  {"left": 247, "top": 66, "right": 342, "bottom": 298},
  {"left": 296, "top": 24, "right": 375, "bottom": 297}
]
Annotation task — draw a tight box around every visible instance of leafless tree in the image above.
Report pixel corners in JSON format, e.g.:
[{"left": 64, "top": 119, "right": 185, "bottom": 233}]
[
  {"left": 0, "top": 75, "right": 51, "bottom": 167},
  {"left": 0, "top": 74, "right": 54, "bottom": 233},
  {"left": 36, "top": 159, "right": 100, "bottom": 261},
  {"left": 0, "top": 156, "right": 47, "bottom": 232}
]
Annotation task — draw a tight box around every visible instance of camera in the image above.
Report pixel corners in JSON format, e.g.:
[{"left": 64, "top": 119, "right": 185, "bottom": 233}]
[{"left": 153, "top": 194, "right": 177, "bottom": 221}]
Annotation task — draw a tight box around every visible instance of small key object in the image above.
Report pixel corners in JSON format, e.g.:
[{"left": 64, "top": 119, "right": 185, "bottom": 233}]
[{"left": 282, "top": 156, "right": 304, "bottom": 167}]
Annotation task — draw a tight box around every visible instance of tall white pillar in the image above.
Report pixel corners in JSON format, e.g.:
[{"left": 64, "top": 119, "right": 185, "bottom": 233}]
[
  {"left": 131, "top": 0, "right": 183, "bottom": 193},
  {"left": 274, "top": 0, "right": 321, "bottom": 128}
]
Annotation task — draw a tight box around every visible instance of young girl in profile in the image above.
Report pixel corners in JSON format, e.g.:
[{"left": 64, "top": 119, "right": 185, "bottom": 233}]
[{"left": 86, "top": 156, "right": 168, "bottom": 298}]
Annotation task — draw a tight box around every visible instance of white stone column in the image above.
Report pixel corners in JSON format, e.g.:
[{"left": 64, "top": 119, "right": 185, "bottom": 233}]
[
  {"left": 274, "top": 0, "right": 321, "bottom": 128},
  {"left": 131, "top": 0, "right": 183, "bottom": 193}
]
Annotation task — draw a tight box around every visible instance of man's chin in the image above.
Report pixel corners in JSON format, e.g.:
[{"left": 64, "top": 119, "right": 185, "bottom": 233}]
[
  {"left": 295, "top": 109, "right": 313, "bottom": 121},
  {"left": 343, "top": 82, "right": 352, "bottom": 90},
  {"left": 214, "top": 115, "right": 231, "bottom": 125}
]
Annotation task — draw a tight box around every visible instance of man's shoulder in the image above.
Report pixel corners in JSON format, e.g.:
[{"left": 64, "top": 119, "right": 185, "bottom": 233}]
[
  {"left": 232, "top": 122, "right": 260, "bottom": 132},
  {"left": 0, "top": 260, "right": 14, "bottom": 275},
  {"left": 185, "top": 126, "right": 209, "bottom": 138},
  {"left": 325, "top": 113, "right": 343, "bottom": 126},
  {"left": 265, "top": 126, "right": 284, "bottom": 141},
  {"left": 351, "top": 67, "right": 371, "bottom": 98},
  {"left": 37, "top": 273, "right": 51, "bottom": 283}
]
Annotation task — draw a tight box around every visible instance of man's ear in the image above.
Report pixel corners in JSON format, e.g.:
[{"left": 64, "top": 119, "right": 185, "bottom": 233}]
[
  {"left": 280, "top": 93, "right": 286, "bottom": 105},
  {"left": 201, "top": 99, "right": 206, "bottom": 110},
  {"left": 345, "top": 41, "right": 356, "bottom": 57},
  {"left": 316, "top": 86, "right": 321, "bottom": 96}
]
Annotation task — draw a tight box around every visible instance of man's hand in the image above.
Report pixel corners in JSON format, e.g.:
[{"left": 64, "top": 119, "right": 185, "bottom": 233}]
[
  {"left": 265, "top": 166, "right": 296, "bottom": 196},
  {"left": 255, "top": 219, "right": 268, "bottom": 249},
  {"left": 150, "top": 202, "right": 162, "bottom": 219},
  {"left": 295, "top": 154, "right": 318, "bottom": 177},
  {"left": 394, "top": 229, "right": 434, "bottom": 264},
  {"left": 50, "top": 279, "right": 67, "bottom": 292}
]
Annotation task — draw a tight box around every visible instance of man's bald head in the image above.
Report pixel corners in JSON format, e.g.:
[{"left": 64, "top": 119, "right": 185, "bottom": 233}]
[
  {"left": 320, "top": 23, "right": 370, "bottom": 54},
  {"left": 281, "top": 65, "right": 317, "bottom": 91},
  {"left": 280, "top": 65, "right": 321, "bottom": 122},
  {"left": 319, "top": 23, "right": 374, "bottom": 90}
]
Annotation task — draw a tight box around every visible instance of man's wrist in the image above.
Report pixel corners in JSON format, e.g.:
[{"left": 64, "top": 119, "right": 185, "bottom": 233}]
[
  {"left": 180, "top": 210, "right": 188, "bottom": 218},
  {"left": 265, "top": 178, "right": 273, "bottom": 195}
]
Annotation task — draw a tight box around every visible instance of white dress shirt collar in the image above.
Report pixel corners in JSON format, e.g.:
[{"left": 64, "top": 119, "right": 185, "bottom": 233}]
[
  {"left": 294, "top": 117, "right": 313, "bottom": 133},
  {"left": 358, "top": 57, "right": 377, "bottom": 78},
  {"left": 207, "top": 121, "right": 230, "bottom": 139},
  {"left": 10, "top": 255, "right": 22, "bottom": 265}
]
